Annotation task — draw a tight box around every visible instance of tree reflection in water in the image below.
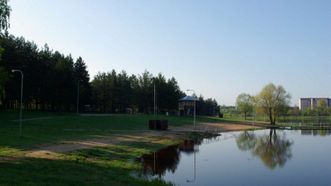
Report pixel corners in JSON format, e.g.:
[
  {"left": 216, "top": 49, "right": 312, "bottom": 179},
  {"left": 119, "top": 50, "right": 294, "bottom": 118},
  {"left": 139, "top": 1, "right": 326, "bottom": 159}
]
[
  {"left": 236, "top": 129, "right": 293, "bottom": 169},
  {"left": 301, "top": 129, "right": 331, "bottom": 136},
  {"left": 139, "top": 139, "right": 200, "bottom": 178},
  {"left": 140, "top": 145, "right": 180, "bottom": 178},
  {"left": 236, "top": 131, "right": 257, "bottom": 151}
]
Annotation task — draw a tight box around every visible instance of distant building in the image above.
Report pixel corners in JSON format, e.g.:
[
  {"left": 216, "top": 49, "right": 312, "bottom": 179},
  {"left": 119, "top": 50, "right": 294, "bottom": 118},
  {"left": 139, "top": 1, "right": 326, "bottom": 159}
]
[
  {"left": 298, "top": 98, "right": 331, "bottom": 110},
  {"left": 178, "top": 96, "right": 198, "bottom": 116}
]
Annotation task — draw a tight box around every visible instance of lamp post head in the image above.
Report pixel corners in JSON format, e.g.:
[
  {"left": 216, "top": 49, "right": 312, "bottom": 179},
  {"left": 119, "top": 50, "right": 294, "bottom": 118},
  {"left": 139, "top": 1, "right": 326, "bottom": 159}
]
[
  {"left": 12, "top": 69, "right": 21, "bottom": 73},
  {"left": 11, "top": 69, "right": 23, "bottom": 74}
]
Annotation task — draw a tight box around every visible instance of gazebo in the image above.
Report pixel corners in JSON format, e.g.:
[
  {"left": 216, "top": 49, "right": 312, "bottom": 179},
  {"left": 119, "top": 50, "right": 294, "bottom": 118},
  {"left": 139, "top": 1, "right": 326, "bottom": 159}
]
[{"left": 178, "top": 96, "right": 198, "bottom": 116}]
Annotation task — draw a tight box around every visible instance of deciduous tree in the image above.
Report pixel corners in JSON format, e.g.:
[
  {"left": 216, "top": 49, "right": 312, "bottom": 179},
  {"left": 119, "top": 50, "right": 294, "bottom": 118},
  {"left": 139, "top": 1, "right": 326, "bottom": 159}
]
[
  {"left": 255, "top": 83, "right": 291, "bottom": 125},
  {"left": 0, "top": 0, "right": 10, "bottom": 33},
  {"left": 236, "top": 93, "right": 254, "bottom": 120}
]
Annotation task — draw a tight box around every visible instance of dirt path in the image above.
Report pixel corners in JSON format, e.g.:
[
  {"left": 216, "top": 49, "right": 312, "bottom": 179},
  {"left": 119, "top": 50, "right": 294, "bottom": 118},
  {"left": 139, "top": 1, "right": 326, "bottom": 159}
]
[
  {"left": 170, "top": 122, "right": 260, "bottom": 132},
  {"left": 24, "top": 131, "right": 181, "bottom": 159},
  {"left": 24, "top": 122, "right": 260, "bottom": 159}
]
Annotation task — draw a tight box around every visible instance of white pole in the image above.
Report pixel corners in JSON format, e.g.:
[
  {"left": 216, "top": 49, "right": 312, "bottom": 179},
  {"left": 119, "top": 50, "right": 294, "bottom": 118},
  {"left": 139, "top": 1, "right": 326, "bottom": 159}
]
[
  {"left": 194, "top": 100, "right": 196, "bottom": 129},
  {"left": 194, "top": 149, "right": 196, "bottom": 182}
]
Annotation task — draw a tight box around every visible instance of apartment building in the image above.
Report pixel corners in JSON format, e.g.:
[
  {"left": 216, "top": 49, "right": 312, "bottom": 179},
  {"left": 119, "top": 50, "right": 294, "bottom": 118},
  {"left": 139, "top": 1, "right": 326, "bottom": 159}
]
[{"left": 299, "top": 98, "right": 331, "bottom": 110}]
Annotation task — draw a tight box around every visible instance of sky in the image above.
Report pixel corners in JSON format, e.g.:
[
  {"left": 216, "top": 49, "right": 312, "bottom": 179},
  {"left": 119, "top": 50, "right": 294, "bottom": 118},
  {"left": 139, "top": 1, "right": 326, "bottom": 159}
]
[{"left": 8, "top": 0, "right": 331, "bottom": 106}]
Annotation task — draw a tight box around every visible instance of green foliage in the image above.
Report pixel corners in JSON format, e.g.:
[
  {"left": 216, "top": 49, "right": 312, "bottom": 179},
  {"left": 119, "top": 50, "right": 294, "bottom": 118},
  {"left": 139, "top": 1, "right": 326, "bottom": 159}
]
[
  {"left": 220, "top": 105, "right": 237, "bottom": 115},
  {"left": 236, "top": 93, "right": 254, "bottom": 120},
  {"left": 196, "top": 96, "right": 220, "bottom": 116},
  {"left": 0, "top": 66, "right": 8, "bottom": 105},
  {"left": 316, "top": 99, "right": 328, "bottom": 116},
  {"left": 0, "top": 34, "right": 218, "bottom": 115},
  {"left": 91, "top": 70, "right": 185, "bottom": 114},
  {"left": 0, "top": 36, "right": 80, "bottom": 111},
  {"left": 0, "top": 0, "right": 10, "bottom": 104},
  {"left": 0, "top": 0, "right": 10, "bottom": 33},
  {"left": 74, "top": 57, "right": 91, "bottom": 110},
  {"left": 255, "top": 83, "right": 291, "bottom": 125},
  {"left": 287, "top": 107, "right": 300, "bottom": 116}
]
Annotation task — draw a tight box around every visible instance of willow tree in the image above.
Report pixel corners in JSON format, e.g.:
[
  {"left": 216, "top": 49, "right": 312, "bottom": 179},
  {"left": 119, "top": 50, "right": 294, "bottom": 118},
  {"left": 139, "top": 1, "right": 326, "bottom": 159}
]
[{"left": 255, "top": 83, "right": 291, "bottom": 125}]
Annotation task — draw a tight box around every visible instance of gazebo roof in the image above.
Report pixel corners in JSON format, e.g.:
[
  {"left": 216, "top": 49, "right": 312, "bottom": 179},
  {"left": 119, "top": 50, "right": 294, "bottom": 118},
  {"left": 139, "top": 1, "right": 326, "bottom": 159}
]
[{"left": 179, "top": 96, "right": 198, "bottom": 101}]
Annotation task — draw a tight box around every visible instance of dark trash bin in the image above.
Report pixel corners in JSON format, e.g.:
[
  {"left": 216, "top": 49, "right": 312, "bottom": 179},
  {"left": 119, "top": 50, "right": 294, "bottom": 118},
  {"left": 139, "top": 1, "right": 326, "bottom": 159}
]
[
  {"left": 148, "top": 120, "right": 168, "bottom": 130},
  {"left": 157, "top": 120, "right": 168, "bottom": 130},
  {"left": 149, "top": 120, "right": 157, "bottom": 130}
]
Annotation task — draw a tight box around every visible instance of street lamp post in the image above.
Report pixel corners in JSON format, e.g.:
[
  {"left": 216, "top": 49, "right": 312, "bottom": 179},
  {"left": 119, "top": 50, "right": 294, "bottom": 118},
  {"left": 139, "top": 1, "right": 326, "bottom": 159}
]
[
  {"left": 186, "top": 145, "right": 197, "bottom": 183},
  {"left": 186, "top": 89, "right": 197, "bottom": 129},
  {"left": 12, "top": 69, "right": 24, "bottom": 137}
]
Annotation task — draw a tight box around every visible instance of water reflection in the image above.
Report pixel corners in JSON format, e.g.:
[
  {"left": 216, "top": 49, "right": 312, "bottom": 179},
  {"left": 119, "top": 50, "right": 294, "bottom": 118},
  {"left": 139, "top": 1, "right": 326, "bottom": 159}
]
[
  {"left": 138, "top": 130, "right": 331, "bottom": 186},
  {"left": 139, "top": 139, "right": 201, "bottom": 178},
  {"left": 236, "top": 131, "right": 257, "bottom": 151},
  {"left": 140, "top": 145, "right": 180, "bottom": 178},
  {"left": 236, "top": 129, "right": 293, "bottom": 169},
  {"left": 301, "top": 129, "right": 331, "bottom": 136}
]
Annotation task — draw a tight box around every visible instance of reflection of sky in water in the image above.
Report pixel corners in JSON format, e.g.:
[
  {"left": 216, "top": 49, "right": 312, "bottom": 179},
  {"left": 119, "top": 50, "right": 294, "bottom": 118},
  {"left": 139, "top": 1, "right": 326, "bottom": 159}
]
[{"left": 139, "top": 129, "right": 331, "bottom": 186}]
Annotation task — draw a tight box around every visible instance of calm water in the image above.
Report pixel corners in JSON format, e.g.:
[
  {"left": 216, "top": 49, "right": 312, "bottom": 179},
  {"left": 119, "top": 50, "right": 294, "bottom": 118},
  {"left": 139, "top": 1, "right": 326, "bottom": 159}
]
[{"left": 137, "top": 129, "right": 331, "bottom": 186}]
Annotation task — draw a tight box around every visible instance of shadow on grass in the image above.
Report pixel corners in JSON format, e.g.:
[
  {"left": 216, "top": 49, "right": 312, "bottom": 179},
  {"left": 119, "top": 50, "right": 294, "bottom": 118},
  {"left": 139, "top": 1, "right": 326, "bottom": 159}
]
[{"left": 0, "top": 155, "right": 170, "bottom": 186}]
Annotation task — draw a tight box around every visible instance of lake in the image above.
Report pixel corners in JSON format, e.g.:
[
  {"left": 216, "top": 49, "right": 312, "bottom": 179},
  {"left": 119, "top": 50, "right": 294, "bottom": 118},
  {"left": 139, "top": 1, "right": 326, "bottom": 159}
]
[{"left": 137, "top": 129, "right": 331, "bottom": 186}]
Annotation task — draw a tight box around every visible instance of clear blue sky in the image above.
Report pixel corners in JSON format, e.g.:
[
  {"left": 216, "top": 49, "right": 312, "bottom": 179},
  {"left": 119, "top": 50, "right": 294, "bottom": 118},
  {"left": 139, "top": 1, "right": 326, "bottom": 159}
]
[{"left": 9, "top": 0, "right": 331, "bottom": 106}]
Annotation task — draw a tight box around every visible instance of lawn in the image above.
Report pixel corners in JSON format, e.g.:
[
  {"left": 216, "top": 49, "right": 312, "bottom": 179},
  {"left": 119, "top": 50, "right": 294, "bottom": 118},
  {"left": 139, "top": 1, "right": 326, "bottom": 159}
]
[
  {"left": 222, "top": 113, "right": 331, "bottom": 127},
  {"left": 0, "top": 111, "right": 222, "bottom": 186},
  {"left": 0, "top": 111, "right": 221, "bottom": 148}
]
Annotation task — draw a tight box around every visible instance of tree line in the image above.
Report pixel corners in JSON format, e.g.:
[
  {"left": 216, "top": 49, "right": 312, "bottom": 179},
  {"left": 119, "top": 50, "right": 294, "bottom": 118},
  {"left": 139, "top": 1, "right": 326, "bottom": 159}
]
[
  {"left": 235, "top": 83, "right": 291, "bottom": 125},
  {"left": 0, "top": 0, "right": 219, "bottom": 115},
  {"left": 0, "top": 34, "right": 220, "bottom": 115},
  {"left": 236, "top": 83, "right": 331, "bottom": 125}
]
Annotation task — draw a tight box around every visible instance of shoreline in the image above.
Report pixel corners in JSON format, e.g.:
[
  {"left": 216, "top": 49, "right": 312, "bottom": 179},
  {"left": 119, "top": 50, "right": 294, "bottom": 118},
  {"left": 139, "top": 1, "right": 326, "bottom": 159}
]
[
  {"left": 23, "top": 122, "right": 260, "bottom": 159},
  {"left": 14, "top": 121, "right": 331, "bottom": 160}
]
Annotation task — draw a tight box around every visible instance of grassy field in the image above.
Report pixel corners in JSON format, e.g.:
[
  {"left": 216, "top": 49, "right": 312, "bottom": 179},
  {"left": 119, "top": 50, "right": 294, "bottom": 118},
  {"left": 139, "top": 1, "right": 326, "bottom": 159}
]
[
  {"left": 222, "top": 113, "right": 331, "bottom": 126},
  {"left": 0, "top": 111, "right": 222, "bottom": 148},
  {"left": 2, "top": 111, "right": 329, "bottom": 185},
  {"left": 4, "top": 111, "right": 328, "bottom": 185},
  {"left": 0, "top": 111, "right": 223, "bottom": 186}
]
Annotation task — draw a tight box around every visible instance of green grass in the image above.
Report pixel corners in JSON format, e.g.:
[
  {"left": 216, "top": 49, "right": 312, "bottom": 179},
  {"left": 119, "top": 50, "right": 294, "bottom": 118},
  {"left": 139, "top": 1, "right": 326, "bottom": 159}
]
[
  {"left": 0, "top": 111, "right": 221, "bottom": 149},
  {"left": 0, "top": 142, "right": 175, "bottom": 186},
  {"left": 222, "top": 113, "right": 331, "bottom": 130},
  {"left": 222, "top": 113, "right": 331, "bottom": 124},
  {"left": 0, "top": 111, "right": 222, "bottom": 186}
]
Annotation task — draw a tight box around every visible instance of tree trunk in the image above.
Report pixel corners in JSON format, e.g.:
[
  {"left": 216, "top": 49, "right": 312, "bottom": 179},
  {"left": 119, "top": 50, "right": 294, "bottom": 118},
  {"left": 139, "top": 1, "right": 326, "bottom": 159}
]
[
  {"left": 269, "top": 129, "right": 273, "bottom": 143},
  {"left": 269, "top": 108, "right": 274, "bottom": 125},
  {"left": 268, "top": 108, "right": 278, "bottom": 125}
]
